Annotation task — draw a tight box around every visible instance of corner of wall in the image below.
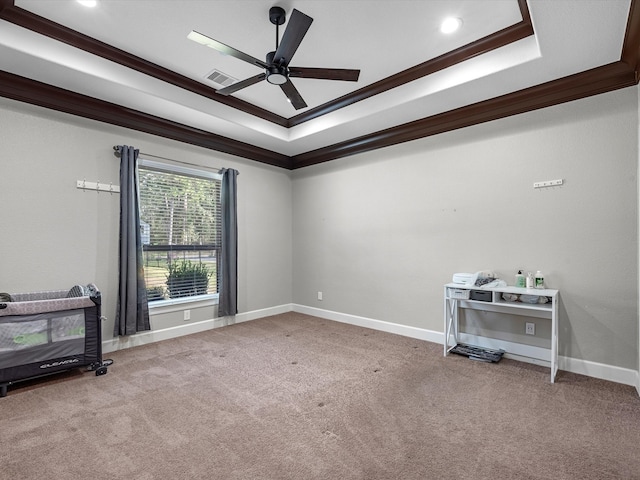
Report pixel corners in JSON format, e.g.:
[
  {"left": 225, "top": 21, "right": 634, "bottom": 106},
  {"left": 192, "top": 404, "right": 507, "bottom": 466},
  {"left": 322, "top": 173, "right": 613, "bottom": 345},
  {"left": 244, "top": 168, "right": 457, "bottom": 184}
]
[{"left": 637, "top": 81, "right": 640, "bottom": 395}]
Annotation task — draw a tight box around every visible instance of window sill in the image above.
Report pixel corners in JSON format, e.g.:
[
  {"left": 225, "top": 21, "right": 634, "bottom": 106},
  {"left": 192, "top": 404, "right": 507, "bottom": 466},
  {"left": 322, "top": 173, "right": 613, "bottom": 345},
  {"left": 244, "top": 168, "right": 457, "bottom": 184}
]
[{"left": 148, "top": 294, "right": 218, "bottom": 315}]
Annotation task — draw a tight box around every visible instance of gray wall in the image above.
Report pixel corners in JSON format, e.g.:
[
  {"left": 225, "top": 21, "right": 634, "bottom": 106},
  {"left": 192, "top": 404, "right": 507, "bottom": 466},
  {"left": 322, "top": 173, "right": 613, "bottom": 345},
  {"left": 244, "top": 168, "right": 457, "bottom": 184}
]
[
  {"left": 292, "top": 87, "right": 638, "bottom": 371},
  {"left": 0, "top": 98, "right": 293, "bottom": 342},
  {"left": 1, "top": 84, "right": 638, "bottom": 373}
]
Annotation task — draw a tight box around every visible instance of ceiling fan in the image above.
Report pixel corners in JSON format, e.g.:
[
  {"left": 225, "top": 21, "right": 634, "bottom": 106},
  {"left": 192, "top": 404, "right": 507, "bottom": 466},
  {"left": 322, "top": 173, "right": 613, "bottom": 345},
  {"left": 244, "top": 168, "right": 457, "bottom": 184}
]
[{"left": 188, "top": 6, "right": 360, "bottom": 110}]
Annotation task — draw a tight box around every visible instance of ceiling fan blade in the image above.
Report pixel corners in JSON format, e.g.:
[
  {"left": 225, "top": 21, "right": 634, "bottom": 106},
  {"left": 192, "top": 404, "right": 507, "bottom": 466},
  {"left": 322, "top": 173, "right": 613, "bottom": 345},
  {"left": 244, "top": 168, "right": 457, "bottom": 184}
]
[
  {"left": 289, "top": 67, "right": 360, "bottom": 82},
  {"left": 216, "top": 73, "right": 266, "bottom": 96},
  {"left": 280, "top": 80, "right": 307, "bottom": 110},
  {"left": 188, "top": 30, "right": 268, "bottom": 69},
  {"left": 273, "top": 9, "right": 313, "bottom": 66}
]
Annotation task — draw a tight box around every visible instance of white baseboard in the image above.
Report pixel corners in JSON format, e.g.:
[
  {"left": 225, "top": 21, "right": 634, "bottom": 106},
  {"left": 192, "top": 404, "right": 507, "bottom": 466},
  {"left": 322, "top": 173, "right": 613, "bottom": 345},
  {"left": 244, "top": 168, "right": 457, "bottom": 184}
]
[
  {"left": 292, "top": 304, "right": 443, "bottom": 344},
  {"left": 559, "top": 355, "right": 638, "bottom": 388},
  {"left": 102, "top": 317, "right": 224, "bottom": 354},
  {"left": 102, "top": 304, "right": 293, "bottom": 354},
  {"left": 292, "top": 304, "right": 640, "bottom": 389},
  {"left": 103, "top": 303, "right": 639, "bottom": 390},
  {"left": 234, "top": 303, "right": 293, "bottom": 323}
]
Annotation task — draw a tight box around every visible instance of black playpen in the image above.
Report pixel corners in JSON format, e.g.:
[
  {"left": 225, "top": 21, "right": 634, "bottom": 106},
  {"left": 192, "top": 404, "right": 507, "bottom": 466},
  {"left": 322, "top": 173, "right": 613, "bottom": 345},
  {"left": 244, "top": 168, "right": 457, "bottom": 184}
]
[{"left": 0, "top": 284, "right": 112, "bottom": 397}]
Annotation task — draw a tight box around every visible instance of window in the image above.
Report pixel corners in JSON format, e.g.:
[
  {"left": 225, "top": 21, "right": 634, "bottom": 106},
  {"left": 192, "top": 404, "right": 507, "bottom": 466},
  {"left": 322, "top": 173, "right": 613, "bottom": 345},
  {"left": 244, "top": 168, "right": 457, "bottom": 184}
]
[{"left": 138, "top": 159, "right": 222, "bottom": 303}]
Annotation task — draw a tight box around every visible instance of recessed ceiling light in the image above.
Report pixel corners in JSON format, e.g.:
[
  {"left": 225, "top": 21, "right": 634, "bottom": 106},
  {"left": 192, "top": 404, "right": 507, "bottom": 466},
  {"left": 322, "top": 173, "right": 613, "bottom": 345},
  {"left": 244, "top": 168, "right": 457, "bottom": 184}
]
[
  {"left": 441, "top": 17, "right": 462, "bottom": 34},
  {"left": 77, "top": 0, "right": 98, "bottom": 7}
]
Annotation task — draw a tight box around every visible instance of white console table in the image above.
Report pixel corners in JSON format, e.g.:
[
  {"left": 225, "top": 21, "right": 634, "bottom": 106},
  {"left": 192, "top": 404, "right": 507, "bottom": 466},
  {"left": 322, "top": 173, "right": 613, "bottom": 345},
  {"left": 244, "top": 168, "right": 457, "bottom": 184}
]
[{"left": 443, "top": 283, "right": 559, "bottom": 383}]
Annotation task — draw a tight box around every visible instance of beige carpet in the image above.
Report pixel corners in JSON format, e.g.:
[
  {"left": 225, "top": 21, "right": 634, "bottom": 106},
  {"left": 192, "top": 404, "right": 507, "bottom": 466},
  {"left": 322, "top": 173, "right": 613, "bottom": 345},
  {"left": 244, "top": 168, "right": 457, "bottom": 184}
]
[{"left": 1, "top": 312, "right": 639, "bottom": 480}]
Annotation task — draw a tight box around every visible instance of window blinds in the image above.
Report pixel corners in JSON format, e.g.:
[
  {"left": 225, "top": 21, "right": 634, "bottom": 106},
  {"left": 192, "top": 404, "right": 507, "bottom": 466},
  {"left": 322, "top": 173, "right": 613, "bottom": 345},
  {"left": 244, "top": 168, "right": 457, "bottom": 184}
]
[{"left": 138, "top": 161, "right": 222, "bottom": 301}]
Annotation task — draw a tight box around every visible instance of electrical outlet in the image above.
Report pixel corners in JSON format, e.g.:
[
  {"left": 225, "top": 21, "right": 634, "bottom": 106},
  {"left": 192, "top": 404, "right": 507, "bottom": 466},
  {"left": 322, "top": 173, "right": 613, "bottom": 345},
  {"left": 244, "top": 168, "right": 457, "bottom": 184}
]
[
  {"left": 525, "top": 322, "right": 535, "bottom": 335},
  {"left": 184, "top": 310, "right": 191, "bottom": 321},
  {"left": 317, "top": 291, "right": 323, "bottom": 301}
]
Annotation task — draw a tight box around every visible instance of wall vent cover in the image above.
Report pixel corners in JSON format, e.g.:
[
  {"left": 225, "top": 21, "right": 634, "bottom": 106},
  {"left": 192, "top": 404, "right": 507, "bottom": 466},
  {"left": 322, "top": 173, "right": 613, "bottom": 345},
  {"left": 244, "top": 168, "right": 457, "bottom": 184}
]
[{"left": 205, "top": 69, "right": 237, "bottom": 87}]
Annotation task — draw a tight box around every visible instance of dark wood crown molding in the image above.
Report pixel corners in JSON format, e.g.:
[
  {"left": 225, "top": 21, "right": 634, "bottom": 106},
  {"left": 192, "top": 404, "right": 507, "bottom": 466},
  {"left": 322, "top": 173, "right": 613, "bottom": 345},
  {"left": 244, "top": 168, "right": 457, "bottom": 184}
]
[
  {"left": 291, "top": 61, "right": 637, "bottom": 169},
  {"left": 622, "top": 0, "right": 640, "bottom": 81},
  {"left": 0, "top": 70, "right": 292, "bottom": 169},
  {"left": 291, "top": 0, "right": 640, "bottom": 168},
  {"left": 0, "top": 0, "right": 288, "bottom": 127},
  {"left": 0, "top": 0, "right": 638, "bottom": 170},
  {"left": 0, "top": 0, "right": 532, "bottom": 128},
  {"left": 289, "top": 0, "right": 533, "bottom": 126}
]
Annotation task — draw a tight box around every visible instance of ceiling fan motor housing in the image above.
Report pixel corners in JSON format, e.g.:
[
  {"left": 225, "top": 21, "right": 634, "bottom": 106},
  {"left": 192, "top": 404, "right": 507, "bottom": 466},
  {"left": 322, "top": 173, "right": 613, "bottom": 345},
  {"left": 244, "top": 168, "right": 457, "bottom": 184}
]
[{"left": 266, "top": 50, "right": 288, "bottom": 85}]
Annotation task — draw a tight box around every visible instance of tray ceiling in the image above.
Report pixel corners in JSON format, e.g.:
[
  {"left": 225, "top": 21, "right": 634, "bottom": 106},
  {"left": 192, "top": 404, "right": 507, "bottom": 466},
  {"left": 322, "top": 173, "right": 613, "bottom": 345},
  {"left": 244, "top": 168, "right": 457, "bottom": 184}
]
[{"left": 0, "top": 0, "right": 638, "bottom": 169}]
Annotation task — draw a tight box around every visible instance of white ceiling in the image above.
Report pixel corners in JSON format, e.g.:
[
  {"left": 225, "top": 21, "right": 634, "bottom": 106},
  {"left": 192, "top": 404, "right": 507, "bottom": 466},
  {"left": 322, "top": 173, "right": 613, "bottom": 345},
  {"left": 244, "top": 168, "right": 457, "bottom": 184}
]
[{"left": 0, "top": 0, "right": 633, "bottom": 159}]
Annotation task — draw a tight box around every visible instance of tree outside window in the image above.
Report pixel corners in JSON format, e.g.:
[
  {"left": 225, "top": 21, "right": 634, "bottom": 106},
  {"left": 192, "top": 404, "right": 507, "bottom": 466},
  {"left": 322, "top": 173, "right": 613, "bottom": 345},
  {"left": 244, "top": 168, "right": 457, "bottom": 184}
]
[{"left": 138, "top": 160, "right": 221, "bottom": 302}]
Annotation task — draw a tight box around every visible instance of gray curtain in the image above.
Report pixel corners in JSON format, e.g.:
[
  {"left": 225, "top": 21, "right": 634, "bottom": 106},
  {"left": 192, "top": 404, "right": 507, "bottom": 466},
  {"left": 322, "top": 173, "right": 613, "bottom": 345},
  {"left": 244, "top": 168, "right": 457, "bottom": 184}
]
[
  {"left": 218, "top": 168, "right": 238, "bottom": 317},
  {"left": 114, "top": 145, "right": 150, "bottom": 336}
]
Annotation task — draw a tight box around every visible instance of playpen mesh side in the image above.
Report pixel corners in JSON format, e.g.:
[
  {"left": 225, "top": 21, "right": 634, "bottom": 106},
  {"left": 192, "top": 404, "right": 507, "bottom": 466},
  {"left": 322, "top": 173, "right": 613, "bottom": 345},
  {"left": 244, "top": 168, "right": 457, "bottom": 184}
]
[
  {"left": 0, "top": 303, "right": 101, "bottom": 385},
  {"left": 0, "top": 310, "right": 87, "bottom": 370},
  {"left": 0, "top": 286, "right": 104, "bottom": 392}
]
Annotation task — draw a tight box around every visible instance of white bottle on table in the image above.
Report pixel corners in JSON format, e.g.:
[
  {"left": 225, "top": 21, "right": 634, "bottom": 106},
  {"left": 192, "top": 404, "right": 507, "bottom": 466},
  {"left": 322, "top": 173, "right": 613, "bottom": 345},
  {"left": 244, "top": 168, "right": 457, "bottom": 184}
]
[
  {"left": 525, "top": 272, "right": 534, "bottom": 289},
  {"left": 535, "top": 271, "right": 544, "bottom": 289}
]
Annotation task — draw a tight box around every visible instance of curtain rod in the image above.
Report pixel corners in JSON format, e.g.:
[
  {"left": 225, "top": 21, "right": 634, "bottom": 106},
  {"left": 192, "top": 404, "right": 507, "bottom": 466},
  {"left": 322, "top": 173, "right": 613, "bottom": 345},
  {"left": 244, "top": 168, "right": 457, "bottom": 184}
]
[{"left": 113, "top": 146, "right": 222, "bottom": 172}]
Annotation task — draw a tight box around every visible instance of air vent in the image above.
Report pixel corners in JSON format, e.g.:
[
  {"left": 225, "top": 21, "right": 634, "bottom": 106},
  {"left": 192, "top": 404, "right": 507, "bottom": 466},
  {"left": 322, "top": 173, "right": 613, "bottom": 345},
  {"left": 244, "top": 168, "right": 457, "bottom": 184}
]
[{"left": 205, "top": 69, "right": 237, "bottom": 87}]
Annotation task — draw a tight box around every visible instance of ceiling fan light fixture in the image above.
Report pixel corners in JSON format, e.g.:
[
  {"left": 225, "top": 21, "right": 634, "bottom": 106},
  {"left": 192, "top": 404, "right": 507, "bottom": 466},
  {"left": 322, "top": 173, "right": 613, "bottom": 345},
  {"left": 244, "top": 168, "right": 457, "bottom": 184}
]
[
  {"left": 266, "top": 66, "right": 288, "bottom": 85},
  {"left": 441, "top": 17, "right": 462, "bottom": 34}
]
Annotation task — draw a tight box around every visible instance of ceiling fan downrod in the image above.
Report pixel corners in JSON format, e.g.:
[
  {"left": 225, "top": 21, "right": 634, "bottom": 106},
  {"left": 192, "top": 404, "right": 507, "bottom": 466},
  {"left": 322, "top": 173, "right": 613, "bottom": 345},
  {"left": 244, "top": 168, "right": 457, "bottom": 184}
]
[
  {"left": 270, "top": 6, "right": 285, "bottom": 50},
  {"left": 267, "top": 7, "right": 288, "bottom": 85}
]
